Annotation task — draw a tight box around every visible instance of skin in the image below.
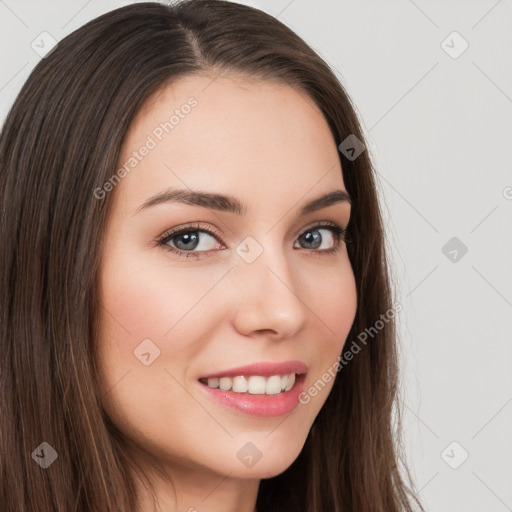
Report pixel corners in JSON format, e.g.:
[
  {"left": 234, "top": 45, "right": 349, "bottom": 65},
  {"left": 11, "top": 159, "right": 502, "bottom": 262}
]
[{"left": 96, "top": 73, "right": 357, "bottom": 512}]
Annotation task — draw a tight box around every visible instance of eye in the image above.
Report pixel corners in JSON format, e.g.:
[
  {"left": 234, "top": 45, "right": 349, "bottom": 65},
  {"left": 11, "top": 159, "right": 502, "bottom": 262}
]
[
  {"left": 293, "top": 222, "right": 347, "bottom": 254},
  {"left": 156, "top": 222, "right": 224, "bottom": 259},
  {"left": 156, "top": 221, "right": 349, "bottom": 260}
]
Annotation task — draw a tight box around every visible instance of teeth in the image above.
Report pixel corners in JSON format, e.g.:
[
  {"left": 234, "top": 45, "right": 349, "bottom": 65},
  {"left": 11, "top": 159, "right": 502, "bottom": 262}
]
[
  {"left": 207, "top": 377, "right": 219, "bottom": 389},
  {"left": 232, "top": 376, "right": 248, "bottom": 393},
  {"left": 265, "top": 375, "right": 282, "bottom": 395},
  {"left": 219, "top": 377, "right": 231, "bottom": 391},
  {"left": 285, "top": 373, "right": 295, "bottom": 391},
  {"left": 247, "top": 375, "right": 266, "bottom": 394},
  {"left": 205, "top": 373, "right": 297, "bottom": 395}
]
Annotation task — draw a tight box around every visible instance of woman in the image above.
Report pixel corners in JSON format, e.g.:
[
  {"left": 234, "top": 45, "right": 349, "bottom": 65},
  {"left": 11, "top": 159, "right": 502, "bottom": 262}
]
[{"left": 0, "top": 1, "right": 423, "bottom": 511}]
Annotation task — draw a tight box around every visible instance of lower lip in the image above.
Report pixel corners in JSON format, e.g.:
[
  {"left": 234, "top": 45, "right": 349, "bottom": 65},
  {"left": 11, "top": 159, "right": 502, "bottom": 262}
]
[{"left": 198, "top": 374, "right": 306, "bottom": 417}]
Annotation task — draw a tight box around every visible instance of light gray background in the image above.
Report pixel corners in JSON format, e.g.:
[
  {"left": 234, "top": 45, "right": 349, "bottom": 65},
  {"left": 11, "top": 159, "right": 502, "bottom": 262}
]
[{"left": 1, "top": 1, "right": 511, "bottom": 510}]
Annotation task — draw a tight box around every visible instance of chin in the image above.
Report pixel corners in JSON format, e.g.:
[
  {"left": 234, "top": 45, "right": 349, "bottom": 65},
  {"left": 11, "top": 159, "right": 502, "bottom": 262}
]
[{"left": 224, "top": 429, "right": 308, "bottom": 479}]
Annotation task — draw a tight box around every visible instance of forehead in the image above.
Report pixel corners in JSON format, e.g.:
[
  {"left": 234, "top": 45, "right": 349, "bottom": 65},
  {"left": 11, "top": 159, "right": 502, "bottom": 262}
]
[{"left": 114, "top": 74, "right": 346, "bottom": 216}]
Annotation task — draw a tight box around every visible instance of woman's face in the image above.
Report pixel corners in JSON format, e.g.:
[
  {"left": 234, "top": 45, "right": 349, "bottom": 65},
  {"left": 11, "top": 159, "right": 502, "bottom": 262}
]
[{"left": 97, "top": 74, "right": 357, "bottom": 480}]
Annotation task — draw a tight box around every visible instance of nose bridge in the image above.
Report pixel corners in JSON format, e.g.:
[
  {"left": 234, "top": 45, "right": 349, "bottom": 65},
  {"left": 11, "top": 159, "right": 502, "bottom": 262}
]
[{"left": 230, "top": 235, "right": 306, "bottom": 338}]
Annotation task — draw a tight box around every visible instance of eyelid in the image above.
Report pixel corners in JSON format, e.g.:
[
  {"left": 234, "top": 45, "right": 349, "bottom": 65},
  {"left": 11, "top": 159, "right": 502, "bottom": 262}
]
[
  {"left": 298, "top": 219, "right": 341, "bottom": 235},
  {"left": 157, "top": 221, "right": 225, "bottom": 245},
  {"left": 157, "top": 220, "right": 344, "bottom": 243}
]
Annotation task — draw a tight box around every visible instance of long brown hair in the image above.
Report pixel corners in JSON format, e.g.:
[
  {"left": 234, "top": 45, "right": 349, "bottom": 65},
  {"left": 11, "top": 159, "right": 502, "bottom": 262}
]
[{"left": 0, "top": 1, "right": 423, "bottom": 510}]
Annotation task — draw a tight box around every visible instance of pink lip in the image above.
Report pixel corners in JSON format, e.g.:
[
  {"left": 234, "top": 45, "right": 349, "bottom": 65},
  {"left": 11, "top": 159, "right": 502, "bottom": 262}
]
[
  {"left": 198, "top": 360, "right": 308, "bottom": 379},
  {"left": 197, "top": 360, "right": 308, "bottom": 417}
]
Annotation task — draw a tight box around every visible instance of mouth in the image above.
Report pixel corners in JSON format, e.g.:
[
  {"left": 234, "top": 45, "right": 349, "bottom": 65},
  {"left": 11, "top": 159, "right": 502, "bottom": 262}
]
[
  {"left": 197, "top": 361, "right": 308, "bottom": 417},
  {"left": 198, "top": 372, "right": 304, "bottom": 395}
]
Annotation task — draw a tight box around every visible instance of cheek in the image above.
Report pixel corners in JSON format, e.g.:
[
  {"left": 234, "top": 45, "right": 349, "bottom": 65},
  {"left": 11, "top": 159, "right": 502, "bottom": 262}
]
[
  {"left": 299, "top": 260, "right": 357, "bottom": 406},
  {"left": 323, "top": 269, "right": 357, "bottom": 335},
  {"left": 95, "top": 253, "right": 232, "bottom": 455},
  {"left": 97, "top": 251, "right": 231, "bottom": 359},
  {"left": 305, "top": 259, "right": 357, "bottom": 344},
  {"left": 94, "top": 251, "right": 231, "bottom": 429}
]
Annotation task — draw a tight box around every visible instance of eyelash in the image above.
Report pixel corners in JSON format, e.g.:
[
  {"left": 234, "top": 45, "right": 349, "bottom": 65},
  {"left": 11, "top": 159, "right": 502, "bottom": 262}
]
[{"left": 155, "top": 221, "right": 350, "bottom": 260}]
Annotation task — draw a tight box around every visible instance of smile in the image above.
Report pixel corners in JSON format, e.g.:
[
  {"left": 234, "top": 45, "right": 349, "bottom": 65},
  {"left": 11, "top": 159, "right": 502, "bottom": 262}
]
[
  {"left": 197, "top": 361, "right": 308, "bottom": 417},
  {"left": 199, "top": 373, "right": 297, "bottom": 395}
]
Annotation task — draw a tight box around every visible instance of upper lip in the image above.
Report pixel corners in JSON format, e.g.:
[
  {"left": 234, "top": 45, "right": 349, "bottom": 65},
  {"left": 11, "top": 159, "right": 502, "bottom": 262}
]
[{"left": 199, "top": 360, "right": 308, "bottom": 379}]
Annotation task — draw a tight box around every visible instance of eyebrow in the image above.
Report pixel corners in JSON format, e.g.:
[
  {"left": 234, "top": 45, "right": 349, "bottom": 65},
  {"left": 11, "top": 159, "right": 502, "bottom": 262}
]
[{"left": 133, "top": 187, "right": 352, "bottom": 217}]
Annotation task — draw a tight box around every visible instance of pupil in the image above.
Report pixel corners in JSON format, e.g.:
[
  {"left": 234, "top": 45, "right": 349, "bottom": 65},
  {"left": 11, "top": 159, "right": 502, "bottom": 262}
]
[
  {"left": 175, "top": 232, "right": 199, "bottom": 250},
  {"left": 303, "top": 230, "right": 321, "bottom": 249}
]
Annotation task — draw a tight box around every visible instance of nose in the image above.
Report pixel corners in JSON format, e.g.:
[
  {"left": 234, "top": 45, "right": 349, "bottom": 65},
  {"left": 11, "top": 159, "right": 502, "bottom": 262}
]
[{"left": 229, "top": 244, "right": 307, "bottom": 340}]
